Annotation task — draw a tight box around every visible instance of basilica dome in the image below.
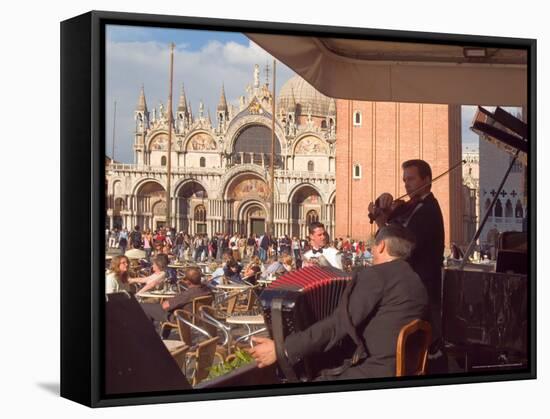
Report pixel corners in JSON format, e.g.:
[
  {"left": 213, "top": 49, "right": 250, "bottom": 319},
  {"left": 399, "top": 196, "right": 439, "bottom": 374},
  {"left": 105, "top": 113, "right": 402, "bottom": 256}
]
[{"left": 278, "top": 74, "right": 334, "bottom": 117}]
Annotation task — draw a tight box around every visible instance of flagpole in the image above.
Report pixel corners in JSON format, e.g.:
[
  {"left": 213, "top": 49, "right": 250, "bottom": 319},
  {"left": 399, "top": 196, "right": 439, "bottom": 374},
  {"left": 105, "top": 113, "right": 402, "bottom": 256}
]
[
  {"left": 269, "top": 59, "right": 276, "bottom": 237},
  {"left": 111, "top": 100, "right": 116, "bottom": 161},
  {"left": 166, "top": 43, "right": 175, "bottom": 229}
]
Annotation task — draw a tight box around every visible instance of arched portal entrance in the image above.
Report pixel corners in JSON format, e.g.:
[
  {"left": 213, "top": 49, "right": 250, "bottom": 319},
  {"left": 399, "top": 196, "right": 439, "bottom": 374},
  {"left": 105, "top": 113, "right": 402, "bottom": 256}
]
[
  {"left": 176, "top": 181, "right": 208, "bottom": 234},
  {"left": 113, "top": 197, "right": 125, "bottom": 229},
  {"left": 135, "top": 181, "right": 166, "bottom": 230},
  {"left": 226, "top": 173, "right": 269, "bottom": 236},
  {"left": 290, "top": 184, "right": 322, "bottom": 238},
  {"left": 239, "top": 201, "right": 267, "bottom": 237}
]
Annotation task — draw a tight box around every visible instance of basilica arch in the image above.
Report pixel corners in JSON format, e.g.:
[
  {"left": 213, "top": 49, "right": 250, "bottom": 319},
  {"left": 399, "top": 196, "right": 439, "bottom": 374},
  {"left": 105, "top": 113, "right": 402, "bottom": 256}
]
[
  {"left": 174, "top": 179, "right": 208, "bottom": 234},
  {"left": 183, "top": 130, "right": 218, "bottom": 152},
  {"left": 134, "top": 179, "right": 166, "bottom": 230},
  {"left": 237, "top": 200, "right": 268, "bottom": 237},
  {"left": 229, "top": 123, "right": 284, "bottom": 167},
  {"left": 289, "top": 184, "right": 323, "bottom": 239},
  {"left": 225, "top": 114, "right": 287, "bottom": 154},
  {"left": 223, "top": 172, "right": 270, "bottom": 236},
  {"left": 112, "top": 197, "right": 125, "bottom": 229}
]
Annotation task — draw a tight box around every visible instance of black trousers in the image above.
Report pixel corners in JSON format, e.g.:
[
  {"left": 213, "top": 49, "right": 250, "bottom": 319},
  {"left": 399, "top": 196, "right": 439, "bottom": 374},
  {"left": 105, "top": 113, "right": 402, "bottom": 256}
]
[{"left": 140, "top": 302, "right": 172, "bottom": 339}]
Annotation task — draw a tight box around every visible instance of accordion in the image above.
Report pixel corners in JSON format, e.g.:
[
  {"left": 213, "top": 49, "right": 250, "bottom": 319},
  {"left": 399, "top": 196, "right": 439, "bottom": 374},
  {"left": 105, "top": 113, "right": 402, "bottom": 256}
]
[{"left": 259, "top": 265, "right": 353, "bottom": 381}]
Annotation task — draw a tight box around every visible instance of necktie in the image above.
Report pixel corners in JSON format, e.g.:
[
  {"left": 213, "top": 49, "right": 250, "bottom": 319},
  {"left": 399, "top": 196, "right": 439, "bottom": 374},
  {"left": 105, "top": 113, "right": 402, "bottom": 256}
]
[{"left": 312, "top": 248, "right": 323, "bottom": 254}]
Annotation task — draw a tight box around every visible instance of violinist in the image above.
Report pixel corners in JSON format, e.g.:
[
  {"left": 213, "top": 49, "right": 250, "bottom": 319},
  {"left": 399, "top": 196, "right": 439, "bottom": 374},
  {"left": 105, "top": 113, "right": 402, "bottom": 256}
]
[{"left": 368, "top": 159, "right": 445, "bottom": 360}]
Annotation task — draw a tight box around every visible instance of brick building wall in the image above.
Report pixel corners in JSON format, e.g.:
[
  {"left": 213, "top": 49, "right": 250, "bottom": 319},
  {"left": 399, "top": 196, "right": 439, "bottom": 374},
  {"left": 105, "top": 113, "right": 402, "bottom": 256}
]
[{"left": 335, "top": 100, "right": 462, "bottom": 249}]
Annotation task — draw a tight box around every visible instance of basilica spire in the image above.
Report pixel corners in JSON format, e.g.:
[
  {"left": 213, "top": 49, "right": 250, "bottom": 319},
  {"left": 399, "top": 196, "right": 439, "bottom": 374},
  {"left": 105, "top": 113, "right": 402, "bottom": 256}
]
[
  {"left": 176, "top": 84, "right": 190, "bottom": 133},
  {"left": 134, "top": 84, "right": 149, "bottom": 135},
  {"left": 217, "top": 84, "right": 229, "bottom": 132},
  {"left": 217, "top": 84, "right": 228, "bottom": 112},
  {"left": 136, "top": 84, "right": 148, "bottom": 112},
  {"left": 177, "top": 83, "right": 188, "bottom": 112}
]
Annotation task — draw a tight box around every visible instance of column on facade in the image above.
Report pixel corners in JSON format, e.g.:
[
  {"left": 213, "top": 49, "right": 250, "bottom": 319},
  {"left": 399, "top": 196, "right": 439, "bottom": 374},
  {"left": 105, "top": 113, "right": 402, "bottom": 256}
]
[{"left": 171, "top": 195, "right": 177, "bottom": 229}]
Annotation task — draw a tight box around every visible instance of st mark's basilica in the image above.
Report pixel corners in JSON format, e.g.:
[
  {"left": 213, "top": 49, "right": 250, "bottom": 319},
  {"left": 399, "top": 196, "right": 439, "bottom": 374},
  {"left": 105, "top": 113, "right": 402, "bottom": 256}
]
[{"left": 106, "top": 64, "right": 337, "bottom": 239}]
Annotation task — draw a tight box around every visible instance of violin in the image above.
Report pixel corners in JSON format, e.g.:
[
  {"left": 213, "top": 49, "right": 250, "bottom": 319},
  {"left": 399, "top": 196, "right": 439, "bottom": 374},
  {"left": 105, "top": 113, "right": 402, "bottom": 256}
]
[
  {"left": 368, "top": 159, "right": 466, "bottom": 225},
  {"left": 368, "top": 195, "right": 422, "bottom": 225}
]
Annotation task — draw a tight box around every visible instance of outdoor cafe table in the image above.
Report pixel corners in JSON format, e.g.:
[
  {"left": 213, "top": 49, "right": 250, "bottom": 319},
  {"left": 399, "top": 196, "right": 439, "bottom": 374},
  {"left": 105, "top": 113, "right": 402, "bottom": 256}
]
[
  {"left": 226, "top": 314, "right": 265, "bottom": 326},
  {"left": 168, "top": 264, "right": 187, "bottom": 275},
  {"left": 136, "top": 290, "right": 178, "bottom": 302},
  {"left": 256, "top": 278, "right": 275, "bottom": 286},
  {"left": 226, "top": 314, "right": 267, "bottom": 344},
  {"left": 214, "top": 283, "right": 251, "bottom": 291}
]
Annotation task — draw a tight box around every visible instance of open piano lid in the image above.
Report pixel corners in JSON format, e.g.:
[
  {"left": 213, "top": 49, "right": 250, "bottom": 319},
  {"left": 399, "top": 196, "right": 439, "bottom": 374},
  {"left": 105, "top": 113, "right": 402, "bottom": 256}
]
[{"left": 471, "top": 106, "right": 528, "bottom": 166}]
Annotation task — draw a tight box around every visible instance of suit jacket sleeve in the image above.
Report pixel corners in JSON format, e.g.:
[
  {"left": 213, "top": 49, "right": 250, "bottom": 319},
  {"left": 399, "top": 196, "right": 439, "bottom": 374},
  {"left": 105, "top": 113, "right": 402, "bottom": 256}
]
[
  {"left": 284, "top": 269, "right": 385, "bottom": 365},
  {"left": 167, "top": 290, "right": 194, "bottom": 312}
]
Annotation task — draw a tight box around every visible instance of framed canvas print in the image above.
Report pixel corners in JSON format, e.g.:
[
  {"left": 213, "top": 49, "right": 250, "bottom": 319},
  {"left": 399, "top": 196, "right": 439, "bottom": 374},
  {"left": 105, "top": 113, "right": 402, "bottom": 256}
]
[{"left": 60, "top": 10, "right": 536, "bottom": 407}]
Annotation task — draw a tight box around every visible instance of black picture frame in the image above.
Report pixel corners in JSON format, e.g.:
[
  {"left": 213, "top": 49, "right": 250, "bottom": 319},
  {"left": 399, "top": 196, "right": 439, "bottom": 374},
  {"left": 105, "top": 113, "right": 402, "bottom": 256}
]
[{"left": 60, "top": 10, "right": 536, "bottom": 407}]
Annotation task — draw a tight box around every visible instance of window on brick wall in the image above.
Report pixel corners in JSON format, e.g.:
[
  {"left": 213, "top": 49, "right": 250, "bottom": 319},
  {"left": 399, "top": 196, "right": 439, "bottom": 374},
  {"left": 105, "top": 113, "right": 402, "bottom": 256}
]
[
  {"left": 200, "top": 157, "right": 206, "bottom": 167},
  {"left": 353, "top": 163, "right": 362, "bottom": 179},
  {"left": 308, "top": 161, "right": 314, "bottom": 172},
  {"left": 161, "top": 156, "right": 167, "bottom": 166},
  {"left": 353, "top": 111, "right": 362, "bottom": 126}
]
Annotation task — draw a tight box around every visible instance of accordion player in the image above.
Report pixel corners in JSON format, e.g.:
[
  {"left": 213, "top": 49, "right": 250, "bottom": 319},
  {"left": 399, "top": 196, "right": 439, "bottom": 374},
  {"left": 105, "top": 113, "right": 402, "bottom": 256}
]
[
  {"left": 253, "top": 225, "right": 430, "bottom": 382},
  {"left": 259, "top": 265, "right": 357, "bottom": 381}
]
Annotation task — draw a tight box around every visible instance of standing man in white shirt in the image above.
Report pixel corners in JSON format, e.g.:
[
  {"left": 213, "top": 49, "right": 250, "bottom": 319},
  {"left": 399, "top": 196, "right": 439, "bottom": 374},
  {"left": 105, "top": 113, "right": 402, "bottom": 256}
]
[{"left": 302, "top": 222, "right": 343, "bottom": 270}]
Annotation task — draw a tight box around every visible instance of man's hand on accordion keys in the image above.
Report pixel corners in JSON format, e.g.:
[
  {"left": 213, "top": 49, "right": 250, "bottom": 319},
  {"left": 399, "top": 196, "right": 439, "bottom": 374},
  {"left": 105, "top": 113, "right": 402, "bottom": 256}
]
[{"left": 248, "top": 337, "right": 277, "bottom": 368}]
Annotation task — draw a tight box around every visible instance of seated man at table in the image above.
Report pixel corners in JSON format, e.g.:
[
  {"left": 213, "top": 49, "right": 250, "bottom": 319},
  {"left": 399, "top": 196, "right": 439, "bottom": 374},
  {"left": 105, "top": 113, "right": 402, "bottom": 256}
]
[
  {"left": 249, "top": 224, "right": 429, "bottom": 380},
  {"left": 140, "top": 267, "right": 212, "bottom": 338}
]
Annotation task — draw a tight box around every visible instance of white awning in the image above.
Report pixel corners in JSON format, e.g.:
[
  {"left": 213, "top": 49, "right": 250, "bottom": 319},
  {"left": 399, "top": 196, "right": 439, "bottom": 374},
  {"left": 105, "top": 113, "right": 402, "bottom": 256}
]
[{"left": 246, "top": 33, "right": 527, "bottom": 106}]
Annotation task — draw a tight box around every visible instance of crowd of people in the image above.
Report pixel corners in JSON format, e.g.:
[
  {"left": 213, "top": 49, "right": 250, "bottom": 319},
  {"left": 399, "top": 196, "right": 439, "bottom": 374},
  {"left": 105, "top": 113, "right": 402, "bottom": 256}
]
[{"left": 105, "top": 225, "right": 374, "bottom": 268}]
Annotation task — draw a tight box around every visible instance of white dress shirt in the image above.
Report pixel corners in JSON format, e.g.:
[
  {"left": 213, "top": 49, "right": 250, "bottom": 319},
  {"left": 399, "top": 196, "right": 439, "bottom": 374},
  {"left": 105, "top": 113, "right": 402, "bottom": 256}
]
[{"left": 303, "top": 246, "right": 343, "bottom": 270}]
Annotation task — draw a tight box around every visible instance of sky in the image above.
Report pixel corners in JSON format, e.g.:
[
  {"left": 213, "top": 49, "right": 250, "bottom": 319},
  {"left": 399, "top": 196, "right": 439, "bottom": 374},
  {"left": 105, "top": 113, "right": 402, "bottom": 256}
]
[
  {"left": 105, "top": 25, "right": 516, "bottom": 163},
  {"left": 106, "top": 25, "right": 295, "bottom": 163}
]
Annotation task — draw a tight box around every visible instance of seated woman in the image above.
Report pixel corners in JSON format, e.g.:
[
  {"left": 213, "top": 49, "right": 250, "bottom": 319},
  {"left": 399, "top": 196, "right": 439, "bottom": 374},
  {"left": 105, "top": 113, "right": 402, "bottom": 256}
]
[
  {"left": 281, "top": 254, "right": 294, "bottom": 273},
  {"left": 241, "top": 264, "right": 262, "bottom": 285},
  {"left": 105, "top": 255, "right": 132, "bottom": 294},
  {"left": 208, "top": 262, "right": 225, "bottom": 286},
  {"left": 260, "top": 255, "right": 288, "bottom": 280},
  {"left": 129, "top": 253, "right": 168, "bottom": 296},
  {"left": 245, "top": 256, "right": 263, "bottom": 271}
]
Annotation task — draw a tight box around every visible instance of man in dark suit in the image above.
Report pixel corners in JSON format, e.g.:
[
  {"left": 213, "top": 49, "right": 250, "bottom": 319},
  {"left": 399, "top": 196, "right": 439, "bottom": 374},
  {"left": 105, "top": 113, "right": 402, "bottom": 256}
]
[
  {"left": 250, "top": 225, "right": 428, "bottom": 379},
  {"left": 140, "top": 267, "right": 212, "bottom": 338},
  {"left": 368, "top": 159, "right": 444, "bottom": 356}
]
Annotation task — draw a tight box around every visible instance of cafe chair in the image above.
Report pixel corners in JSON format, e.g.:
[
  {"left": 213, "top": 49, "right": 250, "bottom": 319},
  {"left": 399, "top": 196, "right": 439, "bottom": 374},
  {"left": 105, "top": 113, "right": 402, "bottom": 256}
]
[
  {"left": 160, "top": 295, "right": 214, "bottom": 338},
  {"left": 190, "top": 336, "right": 220, "bottom": 386},
  {"left": 162, "top": 341, "right": 189, "bottom": 371},
  {"left": 395, "top": 319, "right": 432, "bottom": 377},
  {"left": 168, "top": 309, "right": 227, "bottom": 367}
]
